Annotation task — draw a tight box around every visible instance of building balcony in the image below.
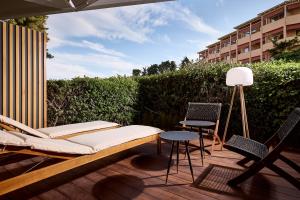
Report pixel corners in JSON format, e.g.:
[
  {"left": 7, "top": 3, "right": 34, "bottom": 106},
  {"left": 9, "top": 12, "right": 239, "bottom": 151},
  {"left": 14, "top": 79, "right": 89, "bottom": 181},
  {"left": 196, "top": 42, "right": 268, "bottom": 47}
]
[
  {"left": 262, "top": 42, "right": 274, "bottom": 51},
  {"left": 251, "top": 48, "right": 261, "bottom": 57},
  {"left": 230, "top": 57, "right": 238, "bottom": 63},
  {"left": 230, "top": 44, "right": 237, "bottom": 50},
  {"left": 237, "top": 51, "right": 250, "bottom": 60},
  {"left": 286, "top": 13, "right": 300, "bottom": 25},
  {"left": 251, "top": 31, "right": 261, "bottom": 41},
  {"left": 262, "top": 18, "right": 285, "bottom": 33},
  {"left": 207, "top": 54, "right": 215, "bottom": 60},
  {"left": 208, "top": 53, "right": 220, "bottom": 60},
  {"left": 220, "top": 46, "right": 230, "bottom": 54},
  {"left": 237, "top": 35, "right": 250, "bottom": 45}
]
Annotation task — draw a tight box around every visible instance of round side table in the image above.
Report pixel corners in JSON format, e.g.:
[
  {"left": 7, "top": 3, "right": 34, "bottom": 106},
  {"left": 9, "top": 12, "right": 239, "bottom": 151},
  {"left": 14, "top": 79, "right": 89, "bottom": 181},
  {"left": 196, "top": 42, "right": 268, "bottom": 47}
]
[{"left": 160, "top": 131, "right": 199, "bottom": 184}]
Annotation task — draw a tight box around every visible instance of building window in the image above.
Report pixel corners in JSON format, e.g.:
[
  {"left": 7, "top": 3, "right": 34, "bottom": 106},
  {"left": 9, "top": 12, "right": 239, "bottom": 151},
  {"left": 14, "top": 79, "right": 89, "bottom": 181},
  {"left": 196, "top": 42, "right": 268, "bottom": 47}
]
[{"left": 296, "top": 30, "right": 300, "bottom": 36}]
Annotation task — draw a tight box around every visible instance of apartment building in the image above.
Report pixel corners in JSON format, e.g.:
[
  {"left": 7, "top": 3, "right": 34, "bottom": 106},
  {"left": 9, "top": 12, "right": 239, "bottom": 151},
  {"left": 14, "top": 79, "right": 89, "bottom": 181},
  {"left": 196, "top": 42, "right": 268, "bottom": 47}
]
[{"left": 198, "top": 0, "right": 300, "bottom": 64}]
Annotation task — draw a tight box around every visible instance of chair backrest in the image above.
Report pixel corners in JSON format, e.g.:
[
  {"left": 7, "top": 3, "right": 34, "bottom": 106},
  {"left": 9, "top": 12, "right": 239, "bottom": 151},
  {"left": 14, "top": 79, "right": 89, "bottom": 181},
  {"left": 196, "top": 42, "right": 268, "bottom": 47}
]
[
  {"left": 185, "top": 102, "right": 222, "bottom": 122},
  {"left": 274, "top": 108, "right": 300, "bottom": 144}
]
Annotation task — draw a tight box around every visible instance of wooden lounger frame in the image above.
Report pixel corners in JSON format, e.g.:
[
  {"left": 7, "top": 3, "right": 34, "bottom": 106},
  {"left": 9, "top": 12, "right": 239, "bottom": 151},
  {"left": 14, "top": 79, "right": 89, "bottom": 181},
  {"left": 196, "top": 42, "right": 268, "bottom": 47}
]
[{"left": 0, "top": 122, "right": 162, "bottom": 195}]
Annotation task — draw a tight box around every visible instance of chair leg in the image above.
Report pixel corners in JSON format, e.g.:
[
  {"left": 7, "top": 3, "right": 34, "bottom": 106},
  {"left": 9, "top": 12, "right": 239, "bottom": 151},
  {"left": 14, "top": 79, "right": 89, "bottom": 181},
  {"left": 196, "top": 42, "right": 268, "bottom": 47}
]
[
  {"left": 200, "top": 131, "right": 205, "bottom": 159},
  {"left": 279, "top": 154, "right": 300, "bottom": 173},
  {"left": 267, "top": 163, "right": 300, "bottom": 190},
  {"left": 211, "top": 135, "right": 216, "bottom": 154},
  {"left": 228, "top": 162, "right": 265, "bottom": 186},
  {"left": 199, "top": 135, "right": 204, "bottom": 166}
]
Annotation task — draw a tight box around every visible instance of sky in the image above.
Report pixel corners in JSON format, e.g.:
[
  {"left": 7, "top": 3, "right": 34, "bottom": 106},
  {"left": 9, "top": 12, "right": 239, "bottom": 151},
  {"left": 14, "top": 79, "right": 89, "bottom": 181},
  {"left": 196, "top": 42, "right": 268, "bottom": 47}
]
[{"left": 47, "top": 0, "right": 284, "bottom": 79}]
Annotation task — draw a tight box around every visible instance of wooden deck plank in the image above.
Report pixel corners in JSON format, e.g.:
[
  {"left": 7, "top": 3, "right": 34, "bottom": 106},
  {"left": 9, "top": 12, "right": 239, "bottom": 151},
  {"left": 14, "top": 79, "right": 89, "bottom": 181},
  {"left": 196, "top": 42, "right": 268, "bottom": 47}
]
[{"left": 0, "top": 140, "right": 299, "bottom": 200}]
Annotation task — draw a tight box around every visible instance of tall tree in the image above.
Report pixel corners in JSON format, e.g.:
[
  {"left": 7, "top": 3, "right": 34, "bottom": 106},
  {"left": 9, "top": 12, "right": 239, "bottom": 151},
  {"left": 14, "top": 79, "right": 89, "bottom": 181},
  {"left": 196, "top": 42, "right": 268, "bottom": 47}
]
[
  {"left": 142, "top": 67, "right": 148, "bottom": 76},
  {"left": 269, "top": 37, "right": 300, "bottom": 61},
  {"left": 132, "top": 69, "right": 141, "bottom": 76},
  {"left": 180, "top": 56, "right": 191, "bottom": 68},
  {"left": 158, "top": 60, "right": 177, "bottom": 74},
  {"left": 8, "top": 16, "right": 53, "bottom": 59},
  {"left": 147, "top": 64, "right": 159, "bottom": 75}
]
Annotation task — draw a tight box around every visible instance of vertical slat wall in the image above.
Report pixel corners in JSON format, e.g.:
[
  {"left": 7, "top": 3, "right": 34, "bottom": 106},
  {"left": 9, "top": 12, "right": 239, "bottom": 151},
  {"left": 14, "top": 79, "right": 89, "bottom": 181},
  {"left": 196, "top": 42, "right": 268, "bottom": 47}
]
[{"left": 0, "top": 21, "right": 47, "bottom": 128}]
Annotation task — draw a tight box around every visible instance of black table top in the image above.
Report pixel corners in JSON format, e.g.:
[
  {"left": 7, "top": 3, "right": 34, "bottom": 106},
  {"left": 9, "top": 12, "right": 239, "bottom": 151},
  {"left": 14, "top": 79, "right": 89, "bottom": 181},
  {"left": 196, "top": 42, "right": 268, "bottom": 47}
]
[
  {"left": 179, "top": 120, "right": 215, "bottom": 127},
  {"left": 160, "top": 131, "right": 199, "bottom": 141}
]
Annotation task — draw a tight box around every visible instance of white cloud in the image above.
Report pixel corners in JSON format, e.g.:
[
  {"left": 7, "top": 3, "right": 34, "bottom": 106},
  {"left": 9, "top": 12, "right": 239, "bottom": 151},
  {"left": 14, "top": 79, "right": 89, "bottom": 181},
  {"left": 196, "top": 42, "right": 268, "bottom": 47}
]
[
  {"left": 46, "top": 1, "right": 221, "bottom": 79},
  {"left": 48, "top": 37, "right": 126, "bottom": 57},
  {"left": 48, "top": 2, "right": 220, "bottom": 45},
  {"left": 47, "top": 62, "right": 99, "bottom": 79},
  {"left": 47, "top": 51, "right": 137, "bottom": 79},
  {"left": 81, "top": 40, "right": 126, "bottom": 57}
]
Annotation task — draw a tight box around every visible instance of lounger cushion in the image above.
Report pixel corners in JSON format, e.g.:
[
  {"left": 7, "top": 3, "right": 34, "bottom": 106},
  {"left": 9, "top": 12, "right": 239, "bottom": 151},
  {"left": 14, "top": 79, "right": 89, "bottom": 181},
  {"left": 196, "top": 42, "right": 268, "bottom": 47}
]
[
  {"left": 0, "top": 130, "right": 28, "bottom": 146},
  {"left": 68, "top": 125, "right": 162, "bottom": 152},
  {"left": 38, "top": 121, "right": 119, "bottom": 138},
  {"left": 0, "top": 115, "right": 48, "bottom": 138},
  {"left": 10, "top": 132, "right": 94, "bottom": 155}
]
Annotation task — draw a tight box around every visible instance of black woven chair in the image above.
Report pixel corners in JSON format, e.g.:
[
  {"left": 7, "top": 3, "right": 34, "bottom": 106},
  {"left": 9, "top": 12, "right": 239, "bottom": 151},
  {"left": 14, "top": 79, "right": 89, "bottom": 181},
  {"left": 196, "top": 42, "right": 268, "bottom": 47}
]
[
  {"left": 183, "top": 102, "right": 222, "bottom": 153},
  {"left": 224, "top": 108, "right": 300, "bottom": 189}
]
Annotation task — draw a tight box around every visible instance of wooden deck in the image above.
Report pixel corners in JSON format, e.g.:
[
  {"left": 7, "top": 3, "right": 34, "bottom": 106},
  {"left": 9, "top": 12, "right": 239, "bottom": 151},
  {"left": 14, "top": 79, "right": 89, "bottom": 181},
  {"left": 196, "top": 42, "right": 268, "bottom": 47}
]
[{"left": 1, "top": 139, "right": 299, "bottom": 200}]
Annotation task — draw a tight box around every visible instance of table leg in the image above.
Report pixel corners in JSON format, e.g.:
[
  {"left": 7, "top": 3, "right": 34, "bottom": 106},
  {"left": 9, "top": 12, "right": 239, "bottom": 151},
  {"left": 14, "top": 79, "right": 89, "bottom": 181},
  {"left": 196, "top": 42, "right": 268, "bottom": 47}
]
[
  {"left": 185, "top": 141, "right": 194, "bottom": 183},
  {"left": 166, "top": 141, "right": 175, "bottom": 184},
  {"left": 176, "top": 141, "right": 179, "bottom": 173},
  {"left": 184, "top": 141, "right": 189, "bottom": 159},
  {"left": 199, "top": 132, "right": 204, "bottom": 166}
]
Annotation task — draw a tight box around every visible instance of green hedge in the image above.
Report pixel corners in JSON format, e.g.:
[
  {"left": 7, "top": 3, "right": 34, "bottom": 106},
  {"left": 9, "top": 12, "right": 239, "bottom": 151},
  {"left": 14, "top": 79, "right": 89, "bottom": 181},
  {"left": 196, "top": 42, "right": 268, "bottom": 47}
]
[
  {"left": 47, "top": 77, "right": 138, "bottom": 127},
  {"left": 47, "top": 61, "right": 300, "bottom": 143},
  {"left": 136, "top": 61, "right": 300, "bottom": 142}
]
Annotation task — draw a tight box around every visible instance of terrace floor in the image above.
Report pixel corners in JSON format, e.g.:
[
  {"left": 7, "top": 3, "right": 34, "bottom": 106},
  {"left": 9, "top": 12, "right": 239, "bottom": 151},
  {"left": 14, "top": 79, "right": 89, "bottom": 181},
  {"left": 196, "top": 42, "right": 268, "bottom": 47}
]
[{"left": 1, "top": 139, "right": 300, "bottom": 200}]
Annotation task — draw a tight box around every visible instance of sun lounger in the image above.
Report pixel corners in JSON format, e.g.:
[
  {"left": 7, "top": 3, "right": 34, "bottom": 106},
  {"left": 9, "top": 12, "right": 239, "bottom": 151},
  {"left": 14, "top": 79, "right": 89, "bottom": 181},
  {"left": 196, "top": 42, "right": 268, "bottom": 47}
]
[
  {"left": 0, "top": 125, "right": 163, "bottom": 195},
  {"left": 0, "top": 114, "right": 120, "bottom": 138}
]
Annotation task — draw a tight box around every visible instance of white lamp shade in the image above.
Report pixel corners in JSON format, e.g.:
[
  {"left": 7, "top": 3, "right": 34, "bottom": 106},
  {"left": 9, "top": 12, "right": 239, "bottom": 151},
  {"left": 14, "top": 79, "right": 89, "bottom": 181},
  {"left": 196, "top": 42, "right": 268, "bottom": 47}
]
[{"left": 226, "top": 67, "right": 253, "bottom": 86}]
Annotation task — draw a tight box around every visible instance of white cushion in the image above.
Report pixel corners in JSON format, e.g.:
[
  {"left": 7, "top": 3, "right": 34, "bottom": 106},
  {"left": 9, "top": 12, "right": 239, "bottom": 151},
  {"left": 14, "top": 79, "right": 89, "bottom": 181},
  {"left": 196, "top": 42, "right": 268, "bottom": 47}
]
[
  {"left": 0, "top": 130, "right": 28, "bottom": 146},
  {"left": 0, "top": 115, "right": 49, "bottom": 138},
  {"left": 38, "top": 121, "right": 119, "bottom": 138},
  {"left": 11, "top": 132, "right": 94, "bottom": 155},
  {"left": 68, "top": 125, "right": 162, "bottom": 152}
]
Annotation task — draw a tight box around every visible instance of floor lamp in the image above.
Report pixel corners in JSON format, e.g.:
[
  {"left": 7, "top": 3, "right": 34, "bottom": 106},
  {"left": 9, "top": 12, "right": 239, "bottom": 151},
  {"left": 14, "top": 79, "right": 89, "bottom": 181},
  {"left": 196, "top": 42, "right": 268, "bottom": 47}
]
[{"left": 222, "top": 67, "right": 253, "bottom": 147}]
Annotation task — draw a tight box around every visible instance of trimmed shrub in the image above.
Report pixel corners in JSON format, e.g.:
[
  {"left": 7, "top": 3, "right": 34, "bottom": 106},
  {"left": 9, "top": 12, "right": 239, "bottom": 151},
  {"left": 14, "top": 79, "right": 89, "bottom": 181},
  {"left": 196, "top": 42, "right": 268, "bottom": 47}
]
[
  {"left": 136, "top": 61, "right": 300, "bottom": 142},
  {"left": 47, "top": 61, "right": 300, "bottom": 144},
  {"left": 47, "top": 77, "right": 138, "bottom": 126}
]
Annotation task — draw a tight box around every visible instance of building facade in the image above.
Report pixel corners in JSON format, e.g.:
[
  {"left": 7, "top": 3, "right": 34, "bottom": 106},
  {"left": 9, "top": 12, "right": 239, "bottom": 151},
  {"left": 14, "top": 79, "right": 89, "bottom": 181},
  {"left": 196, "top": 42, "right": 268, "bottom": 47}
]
[{"left": 198, "top": 0, "right": 300, "bottom": 64}]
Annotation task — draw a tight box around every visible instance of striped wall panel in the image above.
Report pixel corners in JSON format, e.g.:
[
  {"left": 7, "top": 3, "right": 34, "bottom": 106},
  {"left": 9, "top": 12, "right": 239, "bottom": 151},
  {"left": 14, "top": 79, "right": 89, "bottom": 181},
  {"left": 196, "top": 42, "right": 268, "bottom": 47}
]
[{"left": 0, "top": 21, "right": 47, "bottom": 128}]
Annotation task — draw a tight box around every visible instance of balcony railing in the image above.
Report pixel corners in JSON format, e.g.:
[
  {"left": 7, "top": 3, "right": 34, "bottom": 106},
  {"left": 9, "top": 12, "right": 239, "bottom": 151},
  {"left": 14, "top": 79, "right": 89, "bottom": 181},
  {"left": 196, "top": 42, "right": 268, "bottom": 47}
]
[
  {"left": 262, "top": 18, "right": 285, "bottom": 33},
  {"left": 286, "top": 13, "right": 300, "bottom": 25}
]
